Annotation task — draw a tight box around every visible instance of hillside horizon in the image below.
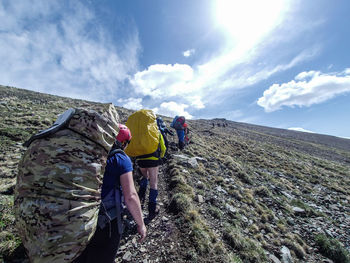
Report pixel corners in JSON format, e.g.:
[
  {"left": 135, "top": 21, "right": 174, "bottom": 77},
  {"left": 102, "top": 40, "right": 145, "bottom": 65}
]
[
  {"left": 3, "top": 84, "right": 349, "bottom": 141},
  {"left": 1, "top": 85, "right": 349, "bottom": 263}
]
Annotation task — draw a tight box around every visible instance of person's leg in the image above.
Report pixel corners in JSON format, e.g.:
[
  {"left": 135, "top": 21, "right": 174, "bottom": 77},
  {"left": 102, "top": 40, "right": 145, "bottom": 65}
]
[
  {"left": 148, "top": 166, "right": 159, "bottom": 190},
  {"left": 176, "top": 130, "right": 185, "bottom": 150},
  {"left": 179, "top": 140, "right": 185, "bottom": 150},
  {"left": 139, "top": 167, "right": 149, "bottom": 179},
  {"left": 138, "top": 168, "right": 149, "bottom": 206},
  {"left": 147, "top": 166, "right": 159, "bottom": 219}
]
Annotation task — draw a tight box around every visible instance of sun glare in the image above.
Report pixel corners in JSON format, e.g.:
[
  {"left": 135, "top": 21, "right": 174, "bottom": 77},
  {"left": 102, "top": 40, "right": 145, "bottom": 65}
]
[{"left": 215, "top": 0, "right": 286, "bottom": 46}]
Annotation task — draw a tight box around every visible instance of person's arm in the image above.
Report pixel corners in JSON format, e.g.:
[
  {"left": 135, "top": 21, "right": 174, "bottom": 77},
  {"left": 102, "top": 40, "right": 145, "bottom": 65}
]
[
  {"left": 165, "top": 128, "right": 174, "bottom": 136},
  {"left": 120, "top": 172, "right": 147, "bottom": 242}
]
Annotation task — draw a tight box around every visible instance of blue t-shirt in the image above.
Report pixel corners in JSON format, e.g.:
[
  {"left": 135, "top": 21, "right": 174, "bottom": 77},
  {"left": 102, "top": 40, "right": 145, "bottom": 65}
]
[{"left": 101, "top": 151, "right": 133, "bottom": 199}]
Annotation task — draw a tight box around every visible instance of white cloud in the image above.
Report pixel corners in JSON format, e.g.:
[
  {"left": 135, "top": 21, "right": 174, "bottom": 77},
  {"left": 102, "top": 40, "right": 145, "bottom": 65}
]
[
  {"left": 0, "top": 1, "right": 140, "bottom": 102},
  {"left": 288, "top": 127, "right": 315, "bottom": 133},
  {"left": 117, "top": 98, "right": 143, "bottom": 110},
  {"left": 257, "top": 69, "right": 350, "bottom": 112},
  {"left": 295, "top": 70, "right": 318, "bottom": 81},
  {"left": 130, "top": 63, "right": 194, "bottom": 98},
  {"left": 152, "top": 101, "right": 193, "bottom": 119},
  {"left": 188, "top": 96, "right": 205, "bottom": 109},
  {"left": 183, "top": 49, "right": 195, "bottom": 57},
  {"left": 0, "top": 0, "right": 331, "bottom": 124}
]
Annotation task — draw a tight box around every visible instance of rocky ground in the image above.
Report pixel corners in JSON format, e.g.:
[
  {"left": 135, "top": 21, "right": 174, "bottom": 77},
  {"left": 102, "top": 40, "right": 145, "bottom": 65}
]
[{"left": 1, "top": 85, "right": 349, "bottom": 263}]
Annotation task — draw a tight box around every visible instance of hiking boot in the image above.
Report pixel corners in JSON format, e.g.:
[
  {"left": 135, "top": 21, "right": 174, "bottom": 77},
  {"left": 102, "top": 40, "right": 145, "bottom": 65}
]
[{"left": 147, "top": 202, "right": 160, "bottom": 221}]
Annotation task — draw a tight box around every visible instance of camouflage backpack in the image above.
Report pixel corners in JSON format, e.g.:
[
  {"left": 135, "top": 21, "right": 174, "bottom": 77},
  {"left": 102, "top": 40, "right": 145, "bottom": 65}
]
[{"left": 14, "top": 103, "right": 119, "bottom": 263}]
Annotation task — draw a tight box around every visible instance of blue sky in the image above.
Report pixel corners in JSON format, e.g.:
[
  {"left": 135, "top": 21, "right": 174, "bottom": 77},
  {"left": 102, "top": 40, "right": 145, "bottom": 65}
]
[{"left": 1, "top": 0, "right": 350, "bottom": 138}]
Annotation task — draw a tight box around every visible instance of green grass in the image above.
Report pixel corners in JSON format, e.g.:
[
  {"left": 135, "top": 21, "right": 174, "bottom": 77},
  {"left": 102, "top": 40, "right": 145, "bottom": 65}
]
[
  {"left": 0, "top": 196, "right": 22, "bottom": 260},
  {"left": 208, "top": 205, "right": 223, "bottom": 219},
  {"left": 290, "top": 199, "right": 323, "bottom": 217},
  {"left": 223, "top": 225, "right": 268, "bottom": 263},
  {"left": 315, "top": 234, "right": 350, "bottom": 263}
]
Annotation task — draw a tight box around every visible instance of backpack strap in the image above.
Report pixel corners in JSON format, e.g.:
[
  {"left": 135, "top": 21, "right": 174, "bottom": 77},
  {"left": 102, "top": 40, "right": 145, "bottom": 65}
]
[
  {"left": 97, "top": 187, "right": 123, "bottom": 235},
  {"left": 108, "top": 148, "right": 126, "bottom": 158},
  {"left": 23, "top": 108, "right": 76, "bottom": 147}
]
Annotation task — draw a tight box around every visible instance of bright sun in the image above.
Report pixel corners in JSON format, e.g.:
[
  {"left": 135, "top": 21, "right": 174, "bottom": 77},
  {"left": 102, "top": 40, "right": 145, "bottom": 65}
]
[{"left": 215, "top": 0, "right": 287, "bottom": 45}]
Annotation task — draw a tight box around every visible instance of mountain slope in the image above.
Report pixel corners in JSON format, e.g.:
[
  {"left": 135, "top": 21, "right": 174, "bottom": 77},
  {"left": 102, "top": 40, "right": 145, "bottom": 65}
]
[{"left": 0, "top": 85, "right": 349, "bottom": 263}]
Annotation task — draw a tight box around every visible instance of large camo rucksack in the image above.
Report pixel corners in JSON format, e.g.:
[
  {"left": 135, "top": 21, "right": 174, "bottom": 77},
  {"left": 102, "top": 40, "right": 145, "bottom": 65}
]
[
  {"left": 14, "top": 103, "right": 119, "bottom": 263},
  {"left": 124, "top": 109, "right": 160, "bottom": 158},
  {"left": 170, "top": 115, "right": 185, "bottom": 130}
]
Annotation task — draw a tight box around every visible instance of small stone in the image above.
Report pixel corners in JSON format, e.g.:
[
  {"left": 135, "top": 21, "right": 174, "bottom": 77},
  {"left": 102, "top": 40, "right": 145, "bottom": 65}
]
[
  {"left": 122, "top": 251, "right": 132, "bottom": 261},
  {"left": 329, "top": 204, "right": 339, "bottom": 211},
  {"left": 197, "top": 195, "right": 204, "bottom": 203},
  {"left": 188, "top": 157, "right": 199, "bottom": 168},
  {"left": 225, "top": 204, "right": 236, "bottom": 213},
  {"left": 280, "top": 246, "right": 293, "bottom": 263},
  {"left": 269, "top": 254, "right": 281, "bottom": 263},
  {"left": 292, "top": 207, "right": 305, "bottom": 215},
  {"left": 119, "top": 244, "right": 127, "bottom": 251},
  {"left": 281, "top": 191, "right": 293, "bottom": 199},
  {"left": 216, "top": 186, "right": 227, "bottom": 194},
  {"left": 325, "top": 229, "right": 334, "bottom": 238},
  {"left": 173, "top": 154, "right": 189, "bottom": 160}
]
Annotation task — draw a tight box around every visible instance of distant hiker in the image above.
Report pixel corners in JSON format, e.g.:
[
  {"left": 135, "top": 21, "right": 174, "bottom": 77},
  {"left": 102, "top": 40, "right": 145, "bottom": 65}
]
[
  {"left": 170, "top": 115, "right": 186, "bottom": 150},
  {"left": 125, "top": 110, "right": 166, "bottom": 222},
  {"left": 75, "top": 124, "right": 146, "bottom": 263},
  {"left": 156, "top": 116, "right": 174, "bottom": 157}
]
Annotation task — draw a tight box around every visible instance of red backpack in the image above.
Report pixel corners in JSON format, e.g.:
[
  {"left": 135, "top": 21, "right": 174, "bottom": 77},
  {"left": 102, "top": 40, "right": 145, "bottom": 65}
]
[{"left": 171, "top": 116, "right": 185, "bottom": 130}]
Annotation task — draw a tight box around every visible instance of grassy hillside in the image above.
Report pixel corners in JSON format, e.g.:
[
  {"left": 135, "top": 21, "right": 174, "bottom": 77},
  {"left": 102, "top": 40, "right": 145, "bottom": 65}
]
[{"left": 1, "top": 85, "right": 349, "bottom": 263}]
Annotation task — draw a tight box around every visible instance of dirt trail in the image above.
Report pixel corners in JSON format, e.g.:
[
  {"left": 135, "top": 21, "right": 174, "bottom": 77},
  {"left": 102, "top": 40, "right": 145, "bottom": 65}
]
[{"left": 116, "top": 153, "right": 188, "bottom": 263}]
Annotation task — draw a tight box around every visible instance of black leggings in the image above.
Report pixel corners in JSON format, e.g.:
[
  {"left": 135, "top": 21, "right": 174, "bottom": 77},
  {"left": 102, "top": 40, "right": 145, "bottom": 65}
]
[{"left": 74, "top": 218, "right": 121, "bottom": 263}]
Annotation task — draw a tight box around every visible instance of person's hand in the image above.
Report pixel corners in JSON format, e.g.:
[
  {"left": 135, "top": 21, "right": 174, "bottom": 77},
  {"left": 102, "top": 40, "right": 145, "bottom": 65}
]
[{"left": 137, "top": 223, "right": 147, "bottom": 243}]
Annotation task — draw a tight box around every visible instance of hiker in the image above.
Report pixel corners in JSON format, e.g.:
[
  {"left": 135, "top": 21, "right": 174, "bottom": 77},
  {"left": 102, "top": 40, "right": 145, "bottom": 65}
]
[
  {"left": 125, "top": 110, "right": 166, "bottom": 222},
  {"left": 75, "top": 124, "right": 146, "bottom": 263},
  {"left": 156, "top": 116, "right": 174, "bottom": 157},
  {"left": 170, "top": 115, "right": 186, "bottom": 150},
  {"left": 136, "top": 133, "right": 166, "bottom": 222}
]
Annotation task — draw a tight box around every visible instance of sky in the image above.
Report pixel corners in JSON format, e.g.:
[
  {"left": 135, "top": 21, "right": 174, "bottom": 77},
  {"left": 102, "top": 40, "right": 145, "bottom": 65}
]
[{"left": 1, "top": 0, "right": 350, "bottom": 138}]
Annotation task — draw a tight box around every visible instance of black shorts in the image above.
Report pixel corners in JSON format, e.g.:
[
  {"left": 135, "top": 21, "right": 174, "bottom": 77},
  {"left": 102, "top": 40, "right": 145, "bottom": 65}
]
[{"left": 137, "top": 159, "right": 161, "bottom": 168}]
